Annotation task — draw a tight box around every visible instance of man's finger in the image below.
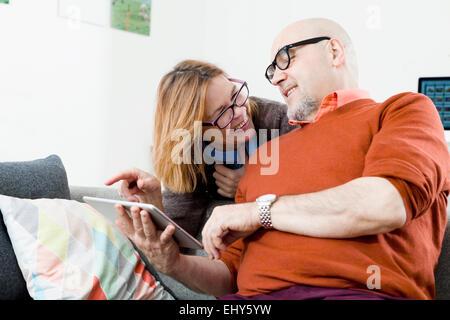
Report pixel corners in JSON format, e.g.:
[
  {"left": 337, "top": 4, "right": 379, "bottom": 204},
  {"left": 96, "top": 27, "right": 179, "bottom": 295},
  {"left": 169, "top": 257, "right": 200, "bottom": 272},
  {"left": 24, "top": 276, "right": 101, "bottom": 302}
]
[
  {"left": 140, "top": 210, "right": 157, "bottom": 241},
  {"left": 131, "top": 206, "right": 145, "bottom": 238},
  {"left": 203, "top": 230, "right": 220, "bottom": 260},
  {"left": 204, "top": 241, "right": 217, "bottom": 260},
  {"left": 114, "top": 204, "right": 134, "bottom": 237},
  {"left": 160, "top": 224, "right": 176, "bottom": 245},
  {"left": 223, "top": 231, "right": 246, "bottom": 248},
  {"left": 212, "top": 230, "right": 227, "bottom": 252},
  {"left": 201, "top": 226, "right": 213, "bottom": 260}
]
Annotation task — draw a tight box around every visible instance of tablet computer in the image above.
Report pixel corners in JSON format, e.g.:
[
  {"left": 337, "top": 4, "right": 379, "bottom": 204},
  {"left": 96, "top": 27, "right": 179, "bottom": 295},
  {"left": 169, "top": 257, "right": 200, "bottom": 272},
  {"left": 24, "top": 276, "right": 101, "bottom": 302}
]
[{"left": 83, "top": 196, "right": 203, "bottom": 250}]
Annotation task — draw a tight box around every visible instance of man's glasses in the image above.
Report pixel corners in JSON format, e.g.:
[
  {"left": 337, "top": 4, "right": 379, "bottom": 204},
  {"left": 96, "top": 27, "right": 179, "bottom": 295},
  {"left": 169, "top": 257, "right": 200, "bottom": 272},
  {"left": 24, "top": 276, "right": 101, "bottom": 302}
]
[
  {"left": 202, "top": 78, "right": 249, "bottom": 129},
  {"left": 265, "top": 36, "right": 331, "bottom": 83}
]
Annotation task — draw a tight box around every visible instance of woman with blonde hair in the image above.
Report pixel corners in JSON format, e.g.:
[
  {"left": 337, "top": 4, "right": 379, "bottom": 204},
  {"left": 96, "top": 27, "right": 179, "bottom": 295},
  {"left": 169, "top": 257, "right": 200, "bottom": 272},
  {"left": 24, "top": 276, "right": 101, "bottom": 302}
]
[{"left": 106, "top": 60, "right": 295, "bottom": 236}]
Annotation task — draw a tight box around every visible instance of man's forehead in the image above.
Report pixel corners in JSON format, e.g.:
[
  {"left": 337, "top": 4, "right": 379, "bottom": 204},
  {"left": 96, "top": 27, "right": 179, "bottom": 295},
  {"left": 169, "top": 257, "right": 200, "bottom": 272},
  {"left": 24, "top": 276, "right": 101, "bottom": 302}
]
[
  {"left": 271, "top": 18, "right": 329, "bottom": 54},
  {"left": 271, "top": 31, "right": 302, "bottom": 58}
]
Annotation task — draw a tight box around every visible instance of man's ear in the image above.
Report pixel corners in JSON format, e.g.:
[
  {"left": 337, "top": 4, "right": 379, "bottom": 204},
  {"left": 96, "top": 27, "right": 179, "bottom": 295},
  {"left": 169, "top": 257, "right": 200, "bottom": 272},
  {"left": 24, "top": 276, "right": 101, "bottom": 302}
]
[{"left": 328, "top": 38, "right": 346, "bottom": 68}]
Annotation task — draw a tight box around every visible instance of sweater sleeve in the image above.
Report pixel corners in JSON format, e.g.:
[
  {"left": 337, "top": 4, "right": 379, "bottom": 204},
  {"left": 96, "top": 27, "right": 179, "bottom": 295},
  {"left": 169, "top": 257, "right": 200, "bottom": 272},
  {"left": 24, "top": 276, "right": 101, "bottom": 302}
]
[
  {"left": 162, "top": 186, "right": 209, "bottom": 237},
  {"left": 362, "top": 93, "right": 450, "bottom": 223}
]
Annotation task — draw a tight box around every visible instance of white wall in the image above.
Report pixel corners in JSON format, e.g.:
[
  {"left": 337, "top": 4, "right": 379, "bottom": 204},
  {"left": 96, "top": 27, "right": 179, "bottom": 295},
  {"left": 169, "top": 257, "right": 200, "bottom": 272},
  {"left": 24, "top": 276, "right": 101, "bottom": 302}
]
[{"left": 1, "top": 0, "right": 449, "bottom": 187}]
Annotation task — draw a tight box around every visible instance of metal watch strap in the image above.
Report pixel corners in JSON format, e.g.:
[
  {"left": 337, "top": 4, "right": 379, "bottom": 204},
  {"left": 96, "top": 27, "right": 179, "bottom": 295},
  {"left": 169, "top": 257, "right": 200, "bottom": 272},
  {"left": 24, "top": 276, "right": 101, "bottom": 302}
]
[{"left": 259, "top": 203, "right": 273, "bottom": 229}]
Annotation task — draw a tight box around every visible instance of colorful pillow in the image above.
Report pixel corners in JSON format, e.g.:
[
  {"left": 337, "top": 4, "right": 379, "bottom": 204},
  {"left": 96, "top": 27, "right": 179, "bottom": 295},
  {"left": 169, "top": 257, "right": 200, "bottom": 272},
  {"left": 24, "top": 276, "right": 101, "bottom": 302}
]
[{"left": 0, "top": 195, "right": 173, "bottom": 300}]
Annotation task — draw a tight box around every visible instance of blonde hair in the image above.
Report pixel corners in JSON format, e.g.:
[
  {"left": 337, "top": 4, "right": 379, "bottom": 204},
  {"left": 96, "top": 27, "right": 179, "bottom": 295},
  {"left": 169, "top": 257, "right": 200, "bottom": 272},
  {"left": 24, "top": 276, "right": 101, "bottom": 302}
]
[{"left": 152, "top": 59, "right": 257, "bottom": 193}]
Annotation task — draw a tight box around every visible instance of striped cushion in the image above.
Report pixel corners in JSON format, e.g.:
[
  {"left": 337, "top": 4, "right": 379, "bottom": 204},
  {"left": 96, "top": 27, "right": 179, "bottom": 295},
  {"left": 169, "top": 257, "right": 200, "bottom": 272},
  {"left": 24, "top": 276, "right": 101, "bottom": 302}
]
[{"left": 0, "top": 195, "right": 173, "bottom": 300}]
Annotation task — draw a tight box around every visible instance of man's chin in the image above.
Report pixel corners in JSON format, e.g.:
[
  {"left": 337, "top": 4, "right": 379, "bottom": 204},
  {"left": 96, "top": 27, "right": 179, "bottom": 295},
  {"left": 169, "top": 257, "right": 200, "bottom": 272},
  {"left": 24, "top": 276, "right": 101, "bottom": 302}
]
[
  {"left": 287, "top": 109, "right": 302, "bottom": 122},
  {"left": 287, "top": 100, "right": 319, "bottom": 122}
]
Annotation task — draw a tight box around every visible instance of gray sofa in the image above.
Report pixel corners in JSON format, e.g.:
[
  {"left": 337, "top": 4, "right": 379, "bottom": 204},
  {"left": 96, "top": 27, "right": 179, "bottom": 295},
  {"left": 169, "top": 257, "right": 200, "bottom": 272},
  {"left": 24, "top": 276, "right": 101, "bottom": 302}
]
[
  {"left": 1, "top": 155, "right": 450, "bottom": 300},
  {"left": 0, "top": 155, "right": 216, "bottom": 300}
]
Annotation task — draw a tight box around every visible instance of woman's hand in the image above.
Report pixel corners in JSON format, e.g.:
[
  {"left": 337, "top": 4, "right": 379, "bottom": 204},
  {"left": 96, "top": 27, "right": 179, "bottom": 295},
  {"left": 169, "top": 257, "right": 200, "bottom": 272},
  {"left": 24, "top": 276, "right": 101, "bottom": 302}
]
[
  {"left": 115, "top": 204, "right": 181, "bottom": 275},
  {"left": 213, "top": 164, "right": 246, "bottom": 199},
  {"left": 105, "top": 168, "right": 164, "bottom": 211}
]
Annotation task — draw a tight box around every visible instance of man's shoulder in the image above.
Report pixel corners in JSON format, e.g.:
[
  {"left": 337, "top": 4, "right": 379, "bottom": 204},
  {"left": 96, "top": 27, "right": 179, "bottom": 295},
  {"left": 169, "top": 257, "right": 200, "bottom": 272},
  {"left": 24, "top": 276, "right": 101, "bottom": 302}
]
[
  {"left": 375, "top": 92, "right": 436, "bottom": 120},
  {"left": 381, "top": 92, "right": 433, "bottom": 108}
]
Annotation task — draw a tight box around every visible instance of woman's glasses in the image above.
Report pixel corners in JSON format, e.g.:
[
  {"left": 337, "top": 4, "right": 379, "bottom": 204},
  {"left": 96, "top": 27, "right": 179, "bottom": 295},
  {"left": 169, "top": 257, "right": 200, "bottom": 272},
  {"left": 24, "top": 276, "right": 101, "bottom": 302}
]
[{"left": 202, "top": 78, "right": 249, "bottom": 129}]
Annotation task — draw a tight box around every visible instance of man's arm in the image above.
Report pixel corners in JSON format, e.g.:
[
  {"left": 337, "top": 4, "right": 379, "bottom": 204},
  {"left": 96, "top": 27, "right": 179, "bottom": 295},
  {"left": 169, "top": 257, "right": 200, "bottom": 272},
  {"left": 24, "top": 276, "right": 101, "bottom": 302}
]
[
  {"left": 271, "top": 176, "right": 406, "bottom": 238},
  {"left": 168, "top": 254, "right": 235, "bottom": 297},
  {"left": 202, "top": 176, "right": 407, "bottom": 259},
  {"left": 114, "top": 204, "right": 235, "bottom": 297}
]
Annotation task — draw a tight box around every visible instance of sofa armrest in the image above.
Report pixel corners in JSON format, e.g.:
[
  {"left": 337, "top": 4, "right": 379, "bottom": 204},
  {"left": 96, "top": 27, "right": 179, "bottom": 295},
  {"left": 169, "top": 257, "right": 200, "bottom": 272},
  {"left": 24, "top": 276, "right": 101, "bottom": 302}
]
[{"left": 70, "top": 185, "right": 121, "bottom": 202}]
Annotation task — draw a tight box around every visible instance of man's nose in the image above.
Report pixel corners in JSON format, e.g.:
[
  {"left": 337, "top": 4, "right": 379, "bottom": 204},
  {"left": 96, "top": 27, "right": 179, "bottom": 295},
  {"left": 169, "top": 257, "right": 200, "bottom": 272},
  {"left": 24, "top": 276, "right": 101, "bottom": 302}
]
[{"left": 270, "top": 67, "right": 287, "bottom": 86}]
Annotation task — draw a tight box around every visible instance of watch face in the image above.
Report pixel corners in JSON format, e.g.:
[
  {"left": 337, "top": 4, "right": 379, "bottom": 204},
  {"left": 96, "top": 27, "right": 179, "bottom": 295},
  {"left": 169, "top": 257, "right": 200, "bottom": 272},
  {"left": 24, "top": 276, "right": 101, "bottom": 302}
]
[{"left": 257, "top": 194, "right": 276, "bottom": 203}]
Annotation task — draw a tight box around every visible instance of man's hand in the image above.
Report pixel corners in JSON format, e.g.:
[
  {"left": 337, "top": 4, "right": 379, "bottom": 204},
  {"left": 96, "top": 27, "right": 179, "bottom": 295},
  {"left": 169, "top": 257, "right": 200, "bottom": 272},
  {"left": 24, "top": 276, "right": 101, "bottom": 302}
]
[
  {"left": 201, "top": 201, "right": 260, "bottom": 259},
  {"left": 105, "top": 168, "right": 163, "bottom": 211},
  {"left": 213, "top": 164, "right": 246, "bottom": 199},
  {"left": 114, "top": 204, "right": 181, "bottom": 275}
]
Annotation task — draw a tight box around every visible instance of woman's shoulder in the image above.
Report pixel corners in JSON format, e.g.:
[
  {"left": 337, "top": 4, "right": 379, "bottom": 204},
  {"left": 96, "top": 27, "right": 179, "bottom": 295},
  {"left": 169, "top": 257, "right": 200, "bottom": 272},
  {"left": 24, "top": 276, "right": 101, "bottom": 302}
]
[
  {"left": 250, "top": 96, "right": 299, "bottom": 135},
  {"left": 251, "top": 96, "right": 287, "bottom": 113}
]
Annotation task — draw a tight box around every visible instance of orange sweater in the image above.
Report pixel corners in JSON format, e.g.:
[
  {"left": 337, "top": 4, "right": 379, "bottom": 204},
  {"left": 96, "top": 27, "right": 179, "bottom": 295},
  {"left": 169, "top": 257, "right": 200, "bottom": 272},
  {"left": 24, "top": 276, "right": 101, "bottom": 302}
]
[{"left": 220, "top": 92, "right": 450, "bottom": 299}]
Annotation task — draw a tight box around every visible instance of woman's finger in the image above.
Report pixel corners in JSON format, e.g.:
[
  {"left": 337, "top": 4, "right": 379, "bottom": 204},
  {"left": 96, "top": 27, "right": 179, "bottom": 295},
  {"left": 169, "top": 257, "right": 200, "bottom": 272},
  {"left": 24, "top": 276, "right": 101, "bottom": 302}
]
[
  {"left": 213, "top": 170, "right": 235, "bottom": 187},
  {"left": 139, "top": 175, "right": 161, "bottom": 192},
  {"left": 118, "top": 180, "right": 133, "bottom": 198},
  {"left": 217, "top": 187, "right": 234, "bottom": 199},
  {"left": 215, "top": 179, "right": 234, "bottom": 193},
  {"left": 214, "top": 164, "right": 236, "bottom": 178},
  {"left": 105, "top": 169, "right": 140, "bottom": 186},
  {"left": 215, "top": 181, "right": 235, "bottom": 198}
]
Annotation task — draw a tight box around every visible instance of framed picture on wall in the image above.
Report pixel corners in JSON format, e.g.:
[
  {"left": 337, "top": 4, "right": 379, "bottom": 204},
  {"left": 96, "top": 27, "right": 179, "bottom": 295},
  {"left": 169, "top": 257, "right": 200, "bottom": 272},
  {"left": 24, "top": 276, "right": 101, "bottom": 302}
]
[{"left": 111, "top": 0, "right": 151, "bottom": 36}]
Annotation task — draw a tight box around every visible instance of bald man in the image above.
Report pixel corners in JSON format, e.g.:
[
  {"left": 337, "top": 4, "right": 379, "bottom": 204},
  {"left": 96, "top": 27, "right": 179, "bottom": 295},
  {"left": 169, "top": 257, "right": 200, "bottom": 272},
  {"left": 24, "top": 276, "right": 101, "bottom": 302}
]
[{"left": 115, "top": 19, "right": 450, "bottom": 300}]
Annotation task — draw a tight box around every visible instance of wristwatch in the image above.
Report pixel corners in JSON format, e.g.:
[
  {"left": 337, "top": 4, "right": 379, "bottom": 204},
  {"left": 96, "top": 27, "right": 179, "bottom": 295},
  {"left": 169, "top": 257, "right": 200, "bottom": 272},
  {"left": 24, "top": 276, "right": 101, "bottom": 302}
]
[{"left": 256, "top": 194, "right": 277, "bottom": 229}]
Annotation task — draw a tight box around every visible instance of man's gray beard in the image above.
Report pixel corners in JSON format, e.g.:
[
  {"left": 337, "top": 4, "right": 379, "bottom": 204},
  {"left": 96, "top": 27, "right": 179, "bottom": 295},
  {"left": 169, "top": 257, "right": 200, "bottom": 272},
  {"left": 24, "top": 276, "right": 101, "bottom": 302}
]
[{"left": 288, "top": 96, "right": 319, "bottom": 122}]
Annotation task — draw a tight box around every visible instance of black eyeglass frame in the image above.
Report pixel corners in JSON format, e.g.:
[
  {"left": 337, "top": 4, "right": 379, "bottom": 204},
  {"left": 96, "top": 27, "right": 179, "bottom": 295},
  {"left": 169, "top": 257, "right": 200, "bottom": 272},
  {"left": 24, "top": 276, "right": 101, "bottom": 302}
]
[
  {"left": 202, "top": 78, "right": 249, "bottom": 129},
  {"left": 265, "top": 36, "right": 331, "bottom": 82}
]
